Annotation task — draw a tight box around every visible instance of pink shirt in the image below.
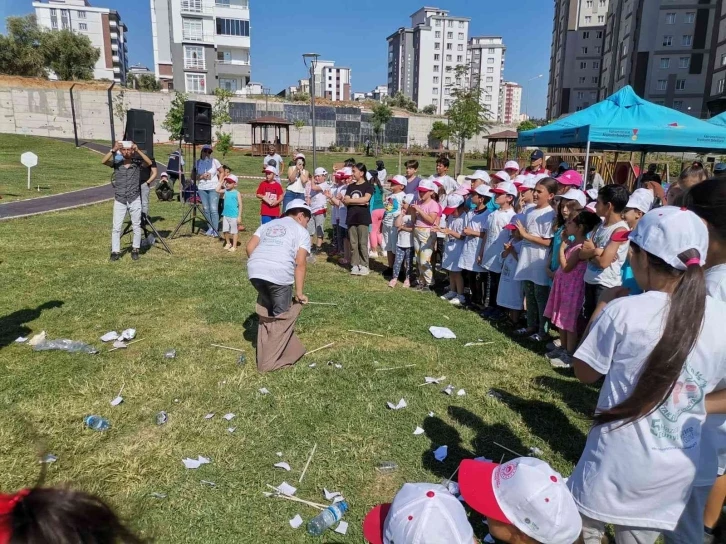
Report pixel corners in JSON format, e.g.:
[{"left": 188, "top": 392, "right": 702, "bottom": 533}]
[{"left": 415, "top": 198, "right": 442, "bottom": 228}]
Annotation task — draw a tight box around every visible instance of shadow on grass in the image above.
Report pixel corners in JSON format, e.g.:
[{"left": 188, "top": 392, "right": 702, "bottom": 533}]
[
  {"left": 242, "top": 313, "right": 258, "bottom": 344},
  {"left": 0, "top": 300, "right": 64, "bottom": 349},
  {"left": 533, "top": 374, "right": 600, "bottom": 419}
]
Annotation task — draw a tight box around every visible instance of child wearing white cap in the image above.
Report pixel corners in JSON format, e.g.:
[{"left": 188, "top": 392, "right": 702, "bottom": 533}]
[
  {"left": 306, "top": 167, "right": 331, "bottom": 256},
  {"left": 459, "top": 185, "right": 494, "bottom": 308},
  {"left": 383, "top": 175, "right": 408, "bottom": 275},
  {"left": 459, "top": 457, "right": 582, "bottom": 544},
  {"left": 437, "top": 194, "right": 468, "bottom": 305},
  {"left": 498, "top": 218, "right": 525, "bottom": 324},
  {"left": 389, "top": 194, "right": 416, "bottom": 288},
  {"left": 570, "top": 207, "right": 726, "bottom": 544}
]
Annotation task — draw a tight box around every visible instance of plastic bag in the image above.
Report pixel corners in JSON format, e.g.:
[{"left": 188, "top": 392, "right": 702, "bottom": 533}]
[{"left": 32, "top": 339, "right": 98, "bottom": 354}]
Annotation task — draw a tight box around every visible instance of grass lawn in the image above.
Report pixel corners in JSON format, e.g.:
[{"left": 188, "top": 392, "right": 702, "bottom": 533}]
[
  {"left": 0, "top": 134, "right": 111, "bottom": 202},
  {"left": 0, "top": 198, "right": 596, "bottom": 543}
]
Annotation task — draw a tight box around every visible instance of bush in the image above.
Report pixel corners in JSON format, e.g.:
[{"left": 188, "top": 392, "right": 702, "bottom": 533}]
[
  {"left": 292, "top": 93, "right": 310, "bottom": 103},
  {"left": 421, "top": 105, "right": 437, "bottom": 115},
  {"left": 215, "top": 131, "right": 233, "bottom": 158}
]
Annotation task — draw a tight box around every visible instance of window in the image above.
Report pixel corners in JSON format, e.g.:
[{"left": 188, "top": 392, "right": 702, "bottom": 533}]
[
  {"left": 77, "top": 10, "right": 86, "bottom": 18},
  {"left": 448, "top": 20, "right": 453, "bottom": 27},
  {"left": 215, "top": 18, "right": 249, "bottom": 37},
  {"left": 619, "top": 63, "right": 626, "bottom": 76},
  {"left": 445, "top": 99, "right": 451, "bottom": 107},
  {"left": 581, "top": 47, "right": 588, "bottom": 54},
  {"left": 592, "top": 76, "right": 599, "bottom": 84},
  {"left": 485, "top": 85, "right": 493, "bottom": 92},
  {"left": 459, "top": 21, "right": 465, "bottom": 28},
  {"left": 486, "top": 67, "right": 494, "bottom": 73},
  {"left": 586, "top": 0, "right": 592, "bottom": 6},
  {"left": 593, "top": 61, "right": 600, "bottom": 69},
  {"left": 660, "top": 57, "right": 670, "bottom": 69},
  {"left": 583, "top": 31, "right": 590, "bottom": 39},
  {"left": 457, "top": 44, "right": 463, "bottom": 51},
  {"left": 434, "top": 54, "right": 440, "bottom": 61},
  {"left": 456, "top": 55, "right": 462, "bottom": 62},
  {"left": 445, "top": 77, "right": 452, "bottom": 84},
  {"left": 444, "top": 88, "right": 450, "bottom": 95},
  {"left": 434, "top": 42, "right": 441, "bottom": 50},
  {"left": 720, "top": 78, "right": 725, "bottom": 93},
  {"left": 722, "top": 53, "right": 726, "bottom": 66},
  {"left": 676, "top": 79, "right": 686, "bottom": 90},
  {"left": 596, "top": 30, "right": 603, "bottom": 39},
  {"left": 432, "top": 98, "right": 439, "bottom": 105},
  {"left": 435, "top": 19, "right": 441, "bottom": 27},
  {"left": 679, "top": 56, "right": 689, "bottom": 69},
  {"left": 577, "top": 91, "right": 585, "bottom": 99},
  {"left": 657, "top": 79, "right": 667, "bottom": 91},
  {"left": 446, "top": 54, "right": 452, "bottom": 61},
  {"left": 666, "top": 12, "right": 676, "bottom": 24},
  {"left": 432, "top": 87, "right": 439, "bottom": 94},
  {"left": 78, "top": 22, "right": 87, "bottom": 30},
  {"left": 598, "top": 15, "right": 604, "bottom": 23},
  {"left": 185, "top": 45, "right": 205, "bottom": 69},
  {"left": 682, "top": 35, "right": 692, "bottom": 46},
  {"left": 485, "top": 94, "right": 493, "bottom": 101},
  {"left": 599, "top": 0, "right": 605, "bottom": 5},
  {"left": 591, "top": 91, "right": 597, "bottom": 99},
  {"left": 685, "top": 12, "right": 695, "bottom": 23},
  {"left": 663, "top": 36, "right": 672, "bottom": 46},
  {"left": 219, "top": 78, "right": 237, "bottom": 92},
  {"left": 579, "top": 76, "right": 586, "bottom": 84},
  {"left": 185, "top": 73, "right": 206, "bottom": 93},
  {"left": 673, "top": 100, "right": 683, "bottom": 110},
  {"left": 580, "top": 61, "right": 587, "bottom": 69},
  {"left": 486, "top": 76, "right": 494, "bottom": 82},
  {"left": 435, "top": 31, "right": 441, "bottom": 38},
  {"left": 433, "top": 65, "right": 439, "bottom": 72},
  {"left": 183, "top": 18, "right": 203, "bottom": 40},
  {"left": 576, "top": 106, "right": 584, "bottom": 112},
  {"left": 433, "top": 76, "right": 439, "bottom": 84},
  {"left": 487, "top": 47, "right": 495, "bottom": 54},
  {"left": 585, "top": 15, "right": 591, "bottom": 23},
  {"left": 595, "top": 46, "right": 601, "bottom": 54},
  {"left": 446, "top": 43, "right": 452, "bottom": 50},
  {"left": 458, "top": 33, "right": 464, "bottom": 40},
  {"left": 447, "top": 32, "right": 453, "bottom": 39},
  {"left": 622, "top": 43, "right": 628, "bottom": 55},
  {"left": 487, "top": 57, "right": 494, "bottom": 64}
]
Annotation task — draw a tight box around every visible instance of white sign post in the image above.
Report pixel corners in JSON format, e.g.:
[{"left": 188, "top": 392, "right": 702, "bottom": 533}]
[{"left": 21, "top": 152, "right": 38, "bottom": 190}]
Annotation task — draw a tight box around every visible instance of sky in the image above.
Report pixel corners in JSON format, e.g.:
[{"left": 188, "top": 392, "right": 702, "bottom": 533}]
[{"left": 2, "top": 0, "right": 552, "bottom": 117}]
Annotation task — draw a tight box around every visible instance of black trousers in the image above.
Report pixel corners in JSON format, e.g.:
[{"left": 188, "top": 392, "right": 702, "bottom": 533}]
[
  {"left": 485, "top": 271, "right": 501, "bottom": 308},
  {"left": 250, "top": 278, "right": 293, "bottom": 317},
  {"left": 583, "top": 282, "right": 606, "bottom": 323}
]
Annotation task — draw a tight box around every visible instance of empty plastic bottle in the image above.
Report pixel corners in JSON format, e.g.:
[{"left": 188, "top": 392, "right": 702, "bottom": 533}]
[
  {"left": 156, "top": 411, "right": 168, "bottom": 425},
  {"left": 376, "top": 461, "right": 399, "bottom": 473},
  {"left": 307, "top": 501, "right": 348, "bottom": 536},
  {"left": 84, "top": 415, "right": 110, "bottom": 431}
]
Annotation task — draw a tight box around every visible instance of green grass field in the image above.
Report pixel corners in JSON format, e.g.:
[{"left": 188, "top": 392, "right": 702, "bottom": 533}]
[{"left": 0, "top": 197, "right": 597, "bottom": 543}]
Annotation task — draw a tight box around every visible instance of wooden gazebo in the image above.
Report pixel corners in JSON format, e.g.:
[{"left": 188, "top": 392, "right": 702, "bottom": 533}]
[
  {"left": 248, "top": 116, "right": 293, "bottom": 156},
  {"left": 486, "top": 129, "right": 519, "bottom": 170}
]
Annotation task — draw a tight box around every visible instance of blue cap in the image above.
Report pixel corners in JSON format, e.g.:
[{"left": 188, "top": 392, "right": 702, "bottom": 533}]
[
  {"left": 201, "top": 144, "right": 213, "bottom": 151},
  {"left": 530, "top": 149, "right": 544, "bottom": 161},
  {"left": 714, "top": 162, "right": 726, "bottom": 173},
  {"left": 558, "top": 161, "right": 570, "bottom": 170}
]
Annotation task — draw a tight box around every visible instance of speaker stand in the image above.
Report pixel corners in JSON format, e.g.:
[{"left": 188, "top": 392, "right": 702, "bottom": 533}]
[{"left": 122, "top": 213, "right": 172, "bottom": 254}]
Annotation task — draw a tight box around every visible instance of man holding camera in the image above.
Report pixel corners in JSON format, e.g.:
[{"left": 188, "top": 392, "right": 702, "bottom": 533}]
[{"left": 102, "top": 141, "right": 153, "bottom": 261}]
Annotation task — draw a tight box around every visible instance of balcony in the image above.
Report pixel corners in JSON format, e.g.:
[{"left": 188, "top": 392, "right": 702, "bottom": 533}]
[
  {"left": 216, "top": 59, "right": 250, "bottom": 77},
  {"left": 216, "top": 58, "right": 250, "bottom": 66},
  {"left": 184, "top": 58, "right": 207, "bottom": 70},
  {"left": 111, "top": 43, "right": 118, "bottom": 50},
  {"left": 214, "top": 0, "right": 249, "bottom": 9},
  {"left": 112, "top": 55, "right": 119, "bottom": 62},
  {"left": 182, "top": 32, "right": 214, "bottom": 43},
  {"left": 181, "top": 0, "right": 214, "bottom": 15}
]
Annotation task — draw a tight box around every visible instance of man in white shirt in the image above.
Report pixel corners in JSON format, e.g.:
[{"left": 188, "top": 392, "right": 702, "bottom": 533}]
[
  {"left": 263, "top": 144, "right": 283, "bottom": 184},
  {"left": 435, "top": 157, "right": 458, "bottom": 194}
]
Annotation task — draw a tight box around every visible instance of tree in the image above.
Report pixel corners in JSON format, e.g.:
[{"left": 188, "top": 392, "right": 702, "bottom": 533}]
[
  {"left": 517, "top": 120, "right": 537, "bottom": 132},
  {"left": 212, "top": 87, "right": 233, "bottom": 154},
  {"left": 113, "top": 89, "right": 128, "bottom": 129},
  {"left": 41, "top": 29, "right": 99, "bottom": 80},
  {"left": 370, "top": 102, "right": 393, "bottom": 155},
  {"left": 162, "top": 91, "right": 188, "bottom": 141},
  {"left": 293, "top": 119, "right": 305, "bottom": 150},
  {"left": 0, "top": 15, "right": 46, "bottom": 78},
  {"left": 446, "top": 66, "right": 492, "bottom": 176},
  {"left": 428, "top": 121, "right": 451, "bottom": 149},
  {"left": 292, "top": 92, "right": 310, "bottom": 103},
  {"left": 385, "top": 92, "right": 418, "bottom": 113},
  {"left": 421, "top": 104, "right": 437, "bottom": 115},
  {"left": 133, "top": 74, "right": 161, "bottom": 91}
]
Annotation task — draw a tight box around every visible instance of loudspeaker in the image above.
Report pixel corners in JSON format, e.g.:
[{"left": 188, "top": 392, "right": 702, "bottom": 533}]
[
  {"left": 182, "top": 101, "right": 212, "bottom": 144},
  {"left": 124, "top": 109, "right": 155, "bottom": 158}
]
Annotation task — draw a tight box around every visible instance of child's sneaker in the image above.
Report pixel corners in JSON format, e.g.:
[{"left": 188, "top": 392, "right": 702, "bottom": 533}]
[
  {"left": 228, "top": 246, "right": 236, "bottom": 252},
  {"left": 403, "top": 278, "right": 411, "bottom": 288},
  {"left": 546, "top": 339, "right": 562, "bottom": 351},
  {"left": 358, "top": 266, "right": 370, "bottom": 276},
  {"left": 388, "top": 279, "right": 398, "bottom": 288},
  {"left": 441, "top": 291, "right": 458, "bottom": 301},
  {"left": 223, "top": 243, "right": 232, "bottom": 250},
  {"left": 369, "top": 250, "right": 378, "bottom": 258},
  {"left": 351, "top": 265, "right": 361, "bottom": 275},
  {"left": 545, "top": 347, "right": 567, "bottom": 360},
  {"left": 449, "top": 295, "right": 466, "bottom": 306},
  {"left": 550, "top": 353, "right": 573, "bottom": 369}
]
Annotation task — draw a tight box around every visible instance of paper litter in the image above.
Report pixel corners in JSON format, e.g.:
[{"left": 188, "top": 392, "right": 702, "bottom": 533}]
[
  {"left": 334, "top": 363, "right": 343, "bottom": 369},
  {"left": 324, "top": 488, "right": 342, "bottom": 501},
  {"left": 119, "top": 328, "right": 136, "bottom": 341},
  {"left": 276, "top": 452, "right": 283, "bottom": 457},
  {"left": 227, "top": 427, "right": 236, "bottom": 433},
  {"left": 259, "top": 388, "right": 270, "bottom": 395},
  {"left": 150, "top": 492, "right": 167, "bottom": 499},
  {"left": 100, "top": 331, "right": 119, "bottom": 342},
  {"left": 434, "top": 445, "right": 448, "bottom": 462},
  {"left": 110, "top": 396, "right": 123, "bottom": 406},
  {"left": 424, "top": 376, "right": 446, "bottom": 384},
  {"left": 445, "top": 481, "right": 460, "bottom": 496},
  {"left": 456, "top": 389, "right": 466, "bottom": 397},
  {"left": 112, "top": 340, "right": 127, "bottom": 349},
  {"left": 15, "top": 336, "right": 28, "bottom": 343},
  {"left": 429, "top": 326, "right": 456, "bottom": 339},
  {"left": 413, "top": 426, "right": 425, "bottom": 436},
  {"left": 529, "top": 447, "right": 543, "bottom": 456},
  {"left": 223, "top": 413, "right": 235, "bottom": 421},
  {"left": 164, "top": 349, "right": 176, "bottom": 359},
  {"left": 308, "top": 363, "right": 316, "bottom": 368},
  {"left": 387, "top": 398, "right": 407, "bottom": 410},
  {"left": 28, "top": 331, "right": 46, "bottom": 346},
  {"left": 200, "top": 480, "right": 216, "bottom": 487},
  {"left": 274, "top": 462, "right": 291, "bottom": 471},
  {"left": 487, "top": 390, "right": 503, "bottom": 400},
  {"left": 156, "top": 411, "right": 168, "bottom": 425},
  {"left": 289, "top": 515, "right": 303, "bottom": 529},
  {"left": 182, "top": 456, "right": 211, "bottom": 469},
  {"left": 442, "top": 385, "right": 454, "bottom": 396},
  {"left": 204, "top": 413, "right": 215, "bottom": 420},
  {"left": 33, "top": 338, "right": 98, "bottom": 354},
  {"left": 335, "top": 521, "right": 349, "bottom": 535},
  {"left": 276, "top": 482, "right": 297, "bottom": 496},
  {"left": 40, "top": 454, "right": 58, "bottom": 464}
]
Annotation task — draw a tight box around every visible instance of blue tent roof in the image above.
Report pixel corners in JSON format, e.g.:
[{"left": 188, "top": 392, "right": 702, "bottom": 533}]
[
  {"left": 708, "top": 111, "right": 726, "bottom": 128},
  {"left": 518, "top": 86, "right": 726, "bottom": 152}
]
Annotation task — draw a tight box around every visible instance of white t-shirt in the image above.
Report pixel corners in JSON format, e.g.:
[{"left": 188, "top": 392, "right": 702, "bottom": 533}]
[
  {"left": 378, "top": 168, "right": 388, "bottom": 184},
  {"left": 397, "top": 215, "right": 413, "bottom": 248},
  {"left": 383, "top": 192, "right": 405, "bottom": 226},
  {"left": 481, "top": 208, "right": 516, "bottom": 273},
  {"left": 706, "top": 264, "right": 726, "bottom": 301},
  {"left": 263, "top": 153, "right": 283, "bottom": 171},
  {"left": 308, "top": 181, "right": 330, "bottom": 214},
  {"left": 438, "top": 175, "right": 458, "bottom": 194},
  {"left": 569, "top": 291, "right": 726, "bottom": 530},
  {"left": 497, "top": 240, "right": 524, "bottom": 310},
  {"left": 458, "top": 209, "right": 491, "bottom": 272},
  {"left": 196, "top": 157, "right": 222, "bottom": 191},
  {"left": 337, "top": 185, "right": 348, "bottom": 229},
  {"left": 583, "top": 220, "right": 629, "bottom": 287},
  {"left": 247, "top": 217, "right": 312, "bottom": 286},
  {"left": 513, "top": 206, "right": 555, "bottom": 286}
]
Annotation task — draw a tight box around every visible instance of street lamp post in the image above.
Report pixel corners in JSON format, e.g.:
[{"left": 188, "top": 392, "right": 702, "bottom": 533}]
[
  {"left": 524, "top": 74, "right": 543, "bottom": 119},
  {"left": 303, "top": 53, "right": 320, "bottom": 169}
]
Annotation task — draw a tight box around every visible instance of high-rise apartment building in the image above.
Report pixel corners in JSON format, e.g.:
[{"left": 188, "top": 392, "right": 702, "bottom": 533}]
[
  {"left": 387, "top": 7, "right": 470, "bottom": 114},
  {"left": 296, "top": 61, "right": 352, "bottom": 102},
  {"left": 500, "top": 81, "right": 522, "bottom": 124},
  {"left": 33, "top": 0, "right": 128, "bottom": 84},
  {"left": 705, "top": 1, "right": 726, "bottom": 115},
  {"left": 547, "top": 0, "right": 608, "bottom": 119},
  {"left": 150, "top": 0, "right": 250, "bottom": 94},
  {"left": 467, "top": 36, "right": 506, "bottom": 120}
]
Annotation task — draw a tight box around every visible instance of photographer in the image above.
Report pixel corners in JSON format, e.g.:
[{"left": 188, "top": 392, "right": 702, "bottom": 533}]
[{"left": 102, "top": 141, "right": 153, "bottom": 261}]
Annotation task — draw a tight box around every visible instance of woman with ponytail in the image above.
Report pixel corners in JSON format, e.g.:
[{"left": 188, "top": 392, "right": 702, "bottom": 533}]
[{"left": 567, "top": 207, "right": 726, "bottom": 544}]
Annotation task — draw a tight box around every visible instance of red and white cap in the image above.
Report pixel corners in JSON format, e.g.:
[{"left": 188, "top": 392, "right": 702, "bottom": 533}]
[
  {"left": 491, "top": 171, "right": 511, "bottom": 184},
  {"left": 556, "top": 188, "right": 586, "bottom": 208},
  {"left": 459, "top": 457, "right": 582, "bottom": 544},
  {"left": 557, "top": 170, "right": 583, "bottom": 187},
  {"left": 465, "top": 170, "right": 491, "bottom": 184},
  {"left": 504, "top": 160, "right": 520, "bottom": 172},
  {"left": 314, "top": 167, "right": 328, "bottom": 177},
  {"left": 390, "top": 175, "right": 408, "bottom": 187},
  {"left": 625, "top": 188, "right": 654, "bottom": 214},
  {"left": 224, "top": 174, "right": 238, "bottom": 184},
  {"left": 335, "top": 167, "right": 353, "bottom": 180},
  {"left": 263, "top": 166, "right": 277, "bottom": 175},
  {"left": 443, "top": 193, "right": 466, "bottom": 214},
  {"left": 585, "top": 188, "right": 598, "bottom": 201},
  {"left": 418, "top": 178, "right": 438, "bottom": 193},
  {"left": 517, "top": 175, "right": 538, "bottom": 192},
  {"left": 503, "top": 214, "right": 524, "bottom": 231},
  {"left": 490, "top": 181, "right": 518, "bottom": 197},
  {"left": 627, "top": 206, "right": 708, "bottom": 270},
  {"left": 431, "top": 177, "right": 443, "bottom": 188},
  {"left": 363, "top": 483, "right": 474, "bottom": 544},
  {"left": 512, "top": 175, "right": 527, "bottom": 187},
  {"left": 472, "top": 184, "right": 492, "bottom": 198}
]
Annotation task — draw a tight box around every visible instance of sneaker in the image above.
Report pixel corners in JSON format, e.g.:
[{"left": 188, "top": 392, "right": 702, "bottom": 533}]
[
  {"left": 223, "top": 243, "right": 232, "bottom": 250},
  {"left": 351, "top": 265, "right": 361, "bottom": 275},
  {"left": 110, "top": 252, "right": 120, "bottom": 262},
  {"left": 450, "top": 295, "right": 466, "bottom": 306},
  {"left": 131, "top": 249, "right": 140, "bottom": 261},
  {"left": 359, "top": 266, "right": 370, "bottom": 276},
  {"left": 550, "top": 353, "right": 573, "bottom": 369},
  {"left": 546, "top": 339, "right": 562, "bottom": 351},
  {"left": 369, "top": 251, "right": 378, "bottom": 258},
  {"left": 388, "top": 279, "right": 398, "bottom": 288},
  {"left": 545, "top": 347, "right": 567, "bottom": 360},
  {"left": 205, "top": 228, "right": 214, "bottom": 237},
  {"left": 441, "top": 291, "right": 458, "bottom": 301},
  {"left": 403, "top": 278, "right": 411, "bottom": 288},
  {"left": 228, "top": 246, "right": 236, "bottom": 252}
]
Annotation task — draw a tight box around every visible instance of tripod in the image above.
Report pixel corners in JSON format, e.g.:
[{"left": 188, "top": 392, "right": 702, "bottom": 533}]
[
  {"left": 169, "top": 143, "right": 218, "bottom": 239},
  {"left": 122, "top": 210, "right": 172, "bottom": 254}
]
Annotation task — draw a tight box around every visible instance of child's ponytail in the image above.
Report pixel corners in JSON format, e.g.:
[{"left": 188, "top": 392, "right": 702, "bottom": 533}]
[{"left": 593, "top": 246, "right": 707, "bottom": 427}]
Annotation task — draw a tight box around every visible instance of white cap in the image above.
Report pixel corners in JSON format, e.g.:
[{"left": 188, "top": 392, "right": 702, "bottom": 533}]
[
  {"left": 512, "top": 174, "right": 527, "bottom": 186},
  {"left": 284, "top": 198, "right": 312, "bottom": 214},
  {"left": 473, "top": 184, "right": 492, "bottom": 198},
  {"left": 533, "top": 173, "right": 550, "bottom": 184},
  {"left": 586, "top": 188, "right": 598, "bottom": 201},
  {"left": 443, "top": 193, "right": 466, "bottom": 212},
  {"left": 314, "top": 167, "right": 328, "bottom": 176},
  {"left": 363, "top": 483, "right": 475, "bottom": 544},
  {"left": 263, "top": 165, "right": 278, "bottom": 175},
  {"left": 585, "top": 202, "right": 598, "bottom": 214},
  {"left": 402, "top": 194, "right": 415, "bottom": 205},
  {"left": 517, "top": 175, "right": 538, "bottom": 192},
  {"left": 460, "top": 458, "right": 582, "bottom": 544},
  {"left": 491, "top": 171, "right": 511, "bottom": 183},
  {"left": 294, "top": 153, "right": 305, "bottom": 160},
  {"left": 390, "top": 174, "right": 408, "bottom": 187},
  {"left": 160, "top": 171, "right": 169, "bottom": 178},
  {"left": 223, "top": 174, "right": 238, "bottom": 184},
  {"left": 465, "top": 170, "right": 491, "bottom": 184},
  {"left": 626, "top": 188, "right": 655, "bottom": 214},
  {"left": 628, "top": 206, "right": 708, "bottom": 271},
  {"left": 556, "top": 188, "right": 586, "bottom": 208},
  {"left": 491, "top": 181, "right": 518, "bottom": 197},
  {"left": 417, "top": 178, "right": 438, "bottom": 193},
  {"left": 504, "top": 160, "right": 520, "bottom": 172}
]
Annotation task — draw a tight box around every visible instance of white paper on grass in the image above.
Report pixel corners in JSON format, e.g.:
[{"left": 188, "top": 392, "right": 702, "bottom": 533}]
[
  {"left": 429, "top": 326, "right": 456, "bottom": 339},
  {"left": 227, "top": 427, "right": 236, "bottom": 433},
  {"left": 276, "top": 452, "right": 283, "bottom": 457},
  {"left": 434, "top": 445, "right": 448, "bottom": 462},
  {"left": 100, "top": 331, "right": 119, "bottom": 342},
  {"left": 223, "top": 413, "right": 235, "bottom": 421},
  {"left": 110, "top": 396, "right": 123, "bottom": 406},
  {"left": 28, "top": 331, "right": 46, "bottom": 346},
  {"left": 456, "top": 389, "right": 466, "bottom": 397},
  {"left": 334, "top": 363, "right": 343, "bottom": 369},
  {"left": 274, "top": 462, "right": 291, "bottom": 471},
  {"left": 335, "top": 521, "right": 349, "bottom": 535},
  {"left": 428, "top": 411, "right": 435, "bottom": 417},
  {"left": 442, "top": 385, "right": 454, "bottom": 396},
  {"left": 15, "top": 336, "right": 28, "bottom": 343},
  {"left": 289, "top": 515, "right": 303, "bottom": 529},
  {"left": 182, "top": 456, "right": 211, "bottom": 469},
  {"left": 112, "top": 340, "right": 127, "bottom": 349},
  {"left": 529, "top": 447, "right": 543, "bottom": 456},
  {"left": 277, "top": 482, "right": 297, "bottom": 496},
  {"left": 424, "top": 376, "right": 446, "bottom": 384},
  {"left": 413, "top": 426, "right": 425, "bottom": 436},
  {"left": 120, "top": 328, "right": 136, "bottom": 341},
  {"left": 324, "top": 488, "right": 341, "bottom": 501},
  {"left": 259, "top": 388, "right": 270, "bottom": 395},
  {"left": 204, "top": 413, "right": 215, "bottom": 420},
  {"left": 387, "top": 398, "right": 407, "bottom": 410},
  {"left": 309, "top": 363, "right": 317, "bottom": 368}
]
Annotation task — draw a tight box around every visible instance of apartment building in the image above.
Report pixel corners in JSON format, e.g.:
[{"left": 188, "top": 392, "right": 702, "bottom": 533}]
[
  {"left": 33, "top": 0, "right": 128, "bottom": 84},
  {"left": 468, "top": 36, "right": 506, "bottom": 120},
  {"left": 294, "top": 61, "right": 352, "bottom": 101},
  {"left": 705, "top": 0, "right": 726, "bottom": 115},
  {"left": 546, "top": 0, "right": 608, "bottom": 118},
  {"left": 150, "top": 0, "right": 251, "bottom": 94},
  {"left": 387, "top": 7, "right": 471, "bottom": 114},
  {"left": 500, "top": 81, "right": 522, "bottom": 124}
]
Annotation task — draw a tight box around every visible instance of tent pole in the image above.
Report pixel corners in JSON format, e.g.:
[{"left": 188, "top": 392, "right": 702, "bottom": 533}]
[
  {"left": 639, "top": 151, "right": 647, "bottom": 189},
  {"left": 583, "top": 140, "right": 591, "bottom": 189}
]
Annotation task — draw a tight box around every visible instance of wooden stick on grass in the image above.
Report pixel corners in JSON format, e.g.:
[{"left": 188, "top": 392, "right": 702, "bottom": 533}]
[
  {"left": 375, "top": 364, "right": 417, "bottom": 372},
  {"left": 264, "top": 486, "right": 326, "bottom": 510},
  {"left": 305, "top": 302, "right": 338, "bottom": 306},
  {"left": 108, "top": 338, "right": 146, "bottom": 352},
  {"left": 305, "top": 343, "right": 334, "bottom": 356},
  {"left": 211, "top": 343, "right": 246, "bottom": 353},
  {"left": 348, "top": 330, "right": 385, "bottom": 337},
  {"left": 493, "top": 441, "right": 526, "bottom": 459},
  {"left": 298, "top": 443, "right": 317, "bottom": 483}
]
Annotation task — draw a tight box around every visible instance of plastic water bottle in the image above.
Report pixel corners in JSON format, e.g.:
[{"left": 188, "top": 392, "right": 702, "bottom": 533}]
[
  {"left": 307, "top": 501, "right": 348, "bottom": 536},
  {"left": 84, "top": 415, "right": 110, "bottom": 431},
  {"left": 376, "top": 461, "right": 399, "bottom": 473}
]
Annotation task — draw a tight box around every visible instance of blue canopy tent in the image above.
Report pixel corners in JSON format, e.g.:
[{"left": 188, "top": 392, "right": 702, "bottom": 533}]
[
  {"left": 518, "top": 86, "right": 726, "bottom": 177},
  {"left": 708, "top": 111, "right": 726, "bottom": 128}
]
